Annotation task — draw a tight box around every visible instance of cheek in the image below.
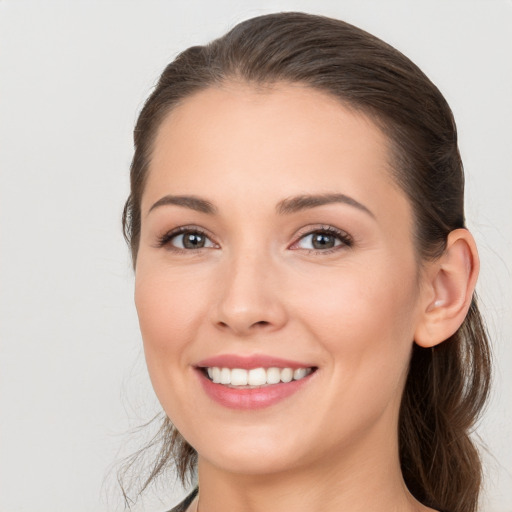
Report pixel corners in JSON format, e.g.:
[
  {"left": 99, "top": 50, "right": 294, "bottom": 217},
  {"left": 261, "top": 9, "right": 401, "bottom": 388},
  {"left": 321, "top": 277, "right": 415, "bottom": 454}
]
[
  {"left": 135, "top": 251, "right": 216, "bottom": 333},
  {"left": 134, "top": 263, "right": 209, "bottom": 385},
  {"left": 286, "top": 263, "right": 419, "bottom": 445},
  {"left": 136, "top": 276, "right": 190, "bottom": 350},
  {"left": 134, "top": 266, "right": 213, "bottom": 429},
  {"left": 292, "top": 259, "right": 419, "bottom": 380}
]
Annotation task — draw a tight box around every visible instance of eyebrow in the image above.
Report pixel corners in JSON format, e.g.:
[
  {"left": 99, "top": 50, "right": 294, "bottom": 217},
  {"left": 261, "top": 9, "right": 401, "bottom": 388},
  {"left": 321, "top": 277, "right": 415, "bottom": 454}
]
[
  {"left": 276, "top": 193, "right": 375, "bottom": 218},
  {"left": 147, "top": 192, "right": 374, "bottom": 218},
  {"left": 148, "top": 195, "right": 217, "bottom": 216}
]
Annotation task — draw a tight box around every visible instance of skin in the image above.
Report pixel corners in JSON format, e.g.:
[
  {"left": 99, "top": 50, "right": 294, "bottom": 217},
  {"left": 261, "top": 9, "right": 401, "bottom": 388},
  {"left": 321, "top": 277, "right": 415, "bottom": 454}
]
[{"left": 134, "top": 83, "right": 477, "bottom": 512}]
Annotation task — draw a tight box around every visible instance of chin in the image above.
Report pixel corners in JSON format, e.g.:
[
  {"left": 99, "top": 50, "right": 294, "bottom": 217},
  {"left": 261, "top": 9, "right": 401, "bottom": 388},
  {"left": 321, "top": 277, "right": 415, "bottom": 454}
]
[
  {"left": 199, "top": 448, "right": 305, "bottom": 476},
  {"left": 190, "top": 428, "right": 311, "bottom": 476}
]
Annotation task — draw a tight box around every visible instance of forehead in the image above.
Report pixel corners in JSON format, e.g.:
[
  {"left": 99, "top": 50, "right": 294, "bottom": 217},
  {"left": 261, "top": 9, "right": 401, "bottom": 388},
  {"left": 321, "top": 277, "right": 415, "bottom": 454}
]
[{"left": 143, "top": 83, "right": 408, "bottom": 221}]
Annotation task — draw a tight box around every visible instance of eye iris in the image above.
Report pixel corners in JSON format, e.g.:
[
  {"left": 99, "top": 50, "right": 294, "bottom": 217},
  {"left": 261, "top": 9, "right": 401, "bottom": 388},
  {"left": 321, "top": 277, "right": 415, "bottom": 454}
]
[
  {"left": 312, "top": 233, "right": 335, "bottom": 249},
  {"left": 183, "top": 232, "right": 205, "bottom": 249}
]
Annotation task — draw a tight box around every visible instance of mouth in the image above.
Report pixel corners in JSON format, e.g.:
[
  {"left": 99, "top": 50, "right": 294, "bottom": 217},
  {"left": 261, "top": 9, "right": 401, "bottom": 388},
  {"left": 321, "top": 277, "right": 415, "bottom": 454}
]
[
  {"left": 200, "top": 366, "right": 316, "bottom": 388},
  {"left": 194, "top": 356, "right": 318, "bottom": 409}
]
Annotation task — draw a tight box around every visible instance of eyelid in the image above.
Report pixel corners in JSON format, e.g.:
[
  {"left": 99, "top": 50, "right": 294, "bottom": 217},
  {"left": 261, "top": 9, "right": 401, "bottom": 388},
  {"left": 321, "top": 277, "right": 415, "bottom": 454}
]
[
  {"left": 289, "top": 224, "right": 353, "bottom": 252},
  {"left": 155, "top": 225, "right": 219, "bottom": 250},
  {"left": 154, "top": 223, "right": 353, "bottom": 253}
]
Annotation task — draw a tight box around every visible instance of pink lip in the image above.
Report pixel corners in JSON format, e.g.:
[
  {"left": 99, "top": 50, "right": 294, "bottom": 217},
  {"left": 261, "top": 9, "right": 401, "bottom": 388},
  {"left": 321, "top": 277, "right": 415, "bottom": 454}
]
[
  {"left": 195, "top": 354, "right": 311, "bottom": 370},
  {"left": 197, "top": 374, "right": 312, "bottom": 409},
  {"left": 193, "top": 354, "right": 317, "bottom": 410}
]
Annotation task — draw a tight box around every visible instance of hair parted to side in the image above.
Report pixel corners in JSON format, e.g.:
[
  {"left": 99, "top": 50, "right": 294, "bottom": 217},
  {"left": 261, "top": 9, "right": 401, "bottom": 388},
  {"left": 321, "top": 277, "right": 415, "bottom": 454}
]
[{"left": 121, "top": 12, "right": 491, "bottom": 512}]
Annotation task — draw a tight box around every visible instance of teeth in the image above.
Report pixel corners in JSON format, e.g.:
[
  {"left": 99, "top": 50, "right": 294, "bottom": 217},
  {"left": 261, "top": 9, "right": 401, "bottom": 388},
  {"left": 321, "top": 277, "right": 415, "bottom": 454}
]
[
  {"left": 220, "top": 367, "right": 231, "bottom": 385},
  {"left": 248, "top": 368, "right": 267, "bottom": 386},
  {"left": 204, "top": 366, "right": 313, "bottom": 387},
  {"left": 293, "top": 368, "right": 307, "bottom": 380},
  {"left": 230, "top": 369, "right": 248, "bottom": 386},
  {"left": 266, "top": 367, "right": 281, "bottom": 384},
  {"left": 280, "top": 368, "right": 293, "bottom": 383},
  {"left": 212, "top": 367, "right": 221, "bottom": 384}
]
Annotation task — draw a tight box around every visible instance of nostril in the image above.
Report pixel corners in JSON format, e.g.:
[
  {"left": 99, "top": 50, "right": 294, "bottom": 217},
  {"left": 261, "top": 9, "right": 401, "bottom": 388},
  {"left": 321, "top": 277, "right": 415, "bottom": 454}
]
[{"left": 253, "top": 320, "right": 270, "bottom": 327}]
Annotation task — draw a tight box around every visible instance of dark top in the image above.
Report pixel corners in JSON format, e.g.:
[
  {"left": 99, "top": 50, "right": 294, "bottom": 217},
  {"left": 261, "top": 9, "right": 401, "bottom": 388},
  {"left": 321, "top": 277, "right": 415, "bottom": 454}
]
[
  {"left": 165, "top": 487, "right": 446, "bottom": 512},
  {"left": 166, "top": 487, "right": 198, "bottom": 512}
]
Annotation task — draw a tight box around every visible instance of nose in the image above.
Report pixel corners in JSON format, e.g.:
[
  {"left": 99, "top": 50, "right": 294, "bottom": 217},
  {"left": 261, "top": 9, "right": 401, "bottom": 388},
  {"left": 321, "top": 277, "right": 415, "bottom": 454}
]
[{"left": 212, "top": 250, "right": 288, "bottom": 337}]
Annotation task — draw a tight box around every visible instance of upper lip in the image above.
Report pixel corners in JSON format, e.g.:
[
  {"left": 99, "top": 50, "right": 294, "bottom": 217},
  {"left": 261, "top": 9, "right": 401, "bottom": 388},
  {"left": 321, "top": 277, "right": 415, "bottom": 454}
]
[{"left": 195, "top": 354, "right": 314, "bottom": 370}]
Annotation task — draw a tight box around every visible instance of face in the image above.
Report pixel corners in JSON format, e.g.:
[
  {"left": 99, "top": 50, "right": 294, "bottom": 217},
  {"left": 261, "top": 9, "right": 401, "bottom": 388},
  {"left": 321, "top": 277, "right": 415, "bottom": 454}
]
[{"left": 135, "top": 84, "right": 428, "bottom": 476}]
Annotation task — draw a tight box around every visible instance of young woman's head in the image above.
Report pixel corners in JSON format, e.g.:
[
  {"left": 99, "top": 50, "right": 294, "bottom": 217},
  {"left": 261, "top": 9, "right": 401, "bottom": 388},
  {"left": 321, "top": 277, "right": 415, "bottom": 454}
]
[{"left": 122, "top": 12, "right": 491, "bottom": 512}]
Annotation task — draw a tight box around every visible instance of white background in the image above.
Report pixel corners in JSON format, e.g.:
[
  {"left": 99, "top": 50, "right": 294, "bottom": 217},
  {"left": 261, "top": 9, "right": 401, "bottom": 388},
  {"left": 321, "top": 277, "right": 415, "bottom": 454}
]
[{"left": 1, "top": 1, "right": 511, "bottom": 511}]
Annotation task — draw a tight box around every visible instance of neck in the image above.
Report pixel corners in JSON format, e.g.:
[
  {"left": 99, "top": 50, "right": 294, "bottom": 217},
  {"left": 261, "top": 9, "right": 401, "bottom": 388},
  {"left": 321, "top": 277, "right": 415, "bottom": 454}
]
[{"left": 193, "top": 425, "right": 432, "bottom": 512}]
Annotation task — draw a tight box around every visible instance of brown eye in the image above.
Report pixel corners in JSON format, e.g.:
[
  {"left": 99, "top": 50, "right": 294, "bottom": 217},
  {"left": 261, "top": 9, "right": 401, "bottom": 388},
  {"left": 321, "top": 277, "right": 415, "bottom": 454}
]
[{"left": 182, "top": 232, "right": 206, "bottom": 248}]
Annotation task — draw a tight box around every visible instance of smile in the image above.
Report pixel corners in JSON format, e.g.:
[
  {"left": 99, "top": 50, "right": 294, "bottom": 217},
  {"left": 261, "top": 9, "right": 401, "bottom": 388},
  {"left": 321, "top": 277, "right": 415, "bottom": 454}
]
[
  {"left": 195, "top": 356, "right": 317, "bottom": 409},
  {"left": 205, "top": 366, "right": 314, "bottom": 387}
]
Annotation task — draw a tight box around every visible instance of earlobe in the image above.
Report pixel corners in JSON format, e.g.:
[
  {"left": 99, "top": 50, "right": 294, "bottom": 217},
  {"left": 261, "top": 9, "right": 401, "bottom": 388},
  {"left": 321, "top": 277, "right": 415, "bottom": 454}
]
[{"left": 414, "top": 229, "right": 479, "bottom": 348}]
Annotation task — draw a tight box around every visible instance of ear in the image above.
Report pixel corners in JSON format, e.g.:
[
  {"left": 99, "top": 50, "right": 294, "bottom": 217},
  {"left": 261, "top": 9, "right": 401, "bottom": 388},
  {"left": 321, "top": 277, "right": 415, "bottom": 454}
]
[{"left": 414, "top": 229, "right": 479, "bottom": 348}]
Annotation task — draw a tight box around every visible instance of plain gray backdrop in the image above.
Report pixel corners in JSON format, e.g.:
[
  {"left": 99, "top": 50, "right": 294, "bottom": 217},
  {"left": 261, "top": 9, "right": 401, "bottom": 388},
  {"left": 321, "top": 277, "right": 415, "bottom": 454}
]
[{"left": 1, "top": 1, "right": 511, "bottom": 511}]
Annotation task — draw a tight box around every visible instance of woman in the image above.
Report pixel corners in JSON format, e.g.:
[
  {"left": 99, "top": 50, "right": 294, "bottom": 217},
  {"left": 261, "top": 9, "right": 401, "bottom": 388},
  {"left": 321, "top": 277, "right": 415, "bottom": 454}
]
[{"left": 121, "top": 12, "right": 491, "bottom": 512}]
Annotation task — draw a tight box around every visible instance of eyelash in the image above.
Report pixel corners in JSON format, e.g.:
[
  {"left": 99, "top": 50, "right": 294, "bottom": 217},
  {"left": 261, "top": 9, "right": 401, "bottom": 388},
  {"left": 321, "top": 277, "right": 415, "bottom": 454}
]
[
  {"left": 292, "top": 225, "right": 353, "bottom": 254},
  {"left": 156, "top": 226, "right": 216, "bottom": 251},
  {"left": 156, "top": 225, "right": 353, "bottom": 254}
]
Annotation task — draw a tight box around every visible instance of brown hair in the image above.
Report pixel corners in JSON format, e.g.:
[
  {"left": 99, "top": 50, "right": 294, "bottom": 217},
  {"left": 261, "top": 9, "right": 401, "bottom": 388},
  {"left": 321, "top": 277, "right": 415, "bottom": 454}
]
[{"left": 121, "top": 12, "right": 491, "bottom": 511}]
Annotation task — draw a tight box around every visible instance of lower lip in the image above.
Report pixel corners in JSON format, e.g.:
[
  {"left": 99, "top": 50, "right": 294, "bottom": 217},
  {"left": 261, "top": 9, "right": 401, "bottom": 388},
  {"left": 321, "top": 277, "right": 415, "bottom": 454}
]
[{"left": 196, "top": 370, "right": 314, "bottom": 410}]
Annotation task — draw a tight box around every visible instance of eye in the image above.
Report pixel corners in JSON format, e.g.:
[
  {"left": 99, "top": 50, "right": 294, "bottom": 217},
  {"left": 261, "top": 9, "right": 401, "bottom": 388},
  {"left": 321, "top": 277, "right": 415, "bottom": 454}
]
[
  {"left": 157, "top": 228, "right": 217, "bottom": 250},
  {"left": 173, "top": 231, "right": 214, "bottom": 249},
  {"left": 298, "top": 232, "right": 340, "bottom": 250},
  {"left": 292, "top": 226, "right": 352, "bottom": 252}
]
